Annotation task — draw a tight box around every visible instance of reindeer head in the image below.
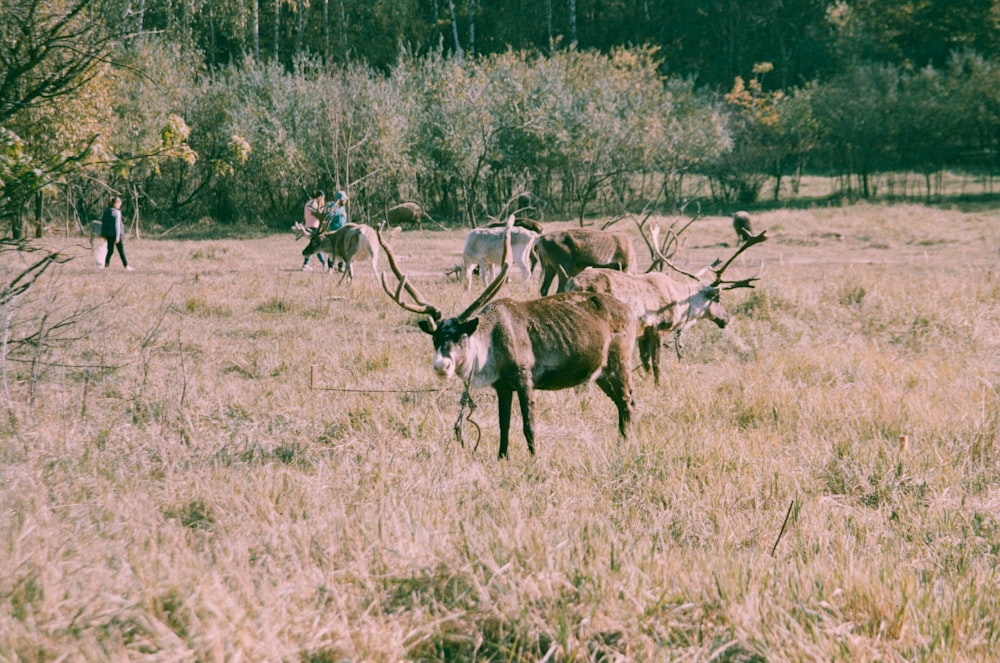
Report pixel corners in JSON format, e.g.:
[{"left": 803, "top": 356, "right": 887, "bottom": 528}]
[
  {"left": 377, "top": 217, "right": 514, "bottom": 381},
  {"left": 301, "top": 231, "right": 326, "bottom": 258}
]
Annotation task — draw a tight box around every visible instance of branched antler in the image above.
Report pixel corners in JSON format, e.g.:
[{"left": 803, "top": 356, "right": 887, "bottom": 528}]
[
  {"left": 709, "top": 230, "right": 768, "bottom": 288},
  {"left": 375, "top": 216, "right": 514, "bottom": 330},
  {"left": 376, "top": 223, "right": 443, "bottom": 323},
  {"left": 636, "top": 200, "right": 701, "bottom": 275}
]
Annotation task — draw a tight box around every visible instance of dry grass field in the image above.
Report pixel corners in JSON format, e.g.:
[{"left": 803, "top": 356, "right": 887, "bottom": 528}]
[{"left": 2, "top": 202, "right": 999, "bottom": 661}]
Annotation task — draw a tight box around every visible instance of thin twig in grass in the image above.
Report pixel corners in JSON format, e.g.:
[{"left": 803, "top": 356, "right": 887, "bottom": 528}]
[
  {"left": 771, "top": 500, "right": 795, "bottom": 556},
  {"left": 308, "top": 365, "right": 443, "bottom": 393}
]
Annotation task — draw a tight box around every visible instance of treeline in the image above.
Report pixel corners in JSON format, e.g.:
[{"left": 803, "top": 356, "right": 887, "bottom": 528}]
[
  {"left": 89, "top": 0, "right": 999, "bottom": 93},
  {"left": 3, "top": 0, "right": 1000, "bottom": 236}
]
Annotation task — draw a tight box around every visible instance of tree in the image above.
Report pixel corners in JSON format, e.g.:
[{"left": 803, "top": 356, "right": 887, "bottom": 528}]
[{"left": 0, "top": 0, "right": 125, "bottom": 237}]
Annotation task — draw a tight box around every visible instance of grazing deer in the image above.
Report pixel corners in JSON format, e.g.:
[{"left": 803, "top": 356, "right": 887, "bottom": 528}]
[
  {"left": 534, "top": 227, "right": 636, "bottom": 295},
  {"left": 733, "top": 211, "right": 754, "bottom": 244},
  {"left": 386, "top": 202, "right": 424, "bottom": 230},
  {"left": 569, "top": 225, "right": 767, "bottom": 384},
  {"left": 377, "top": 219, "right": 636, "bottom": 459}
]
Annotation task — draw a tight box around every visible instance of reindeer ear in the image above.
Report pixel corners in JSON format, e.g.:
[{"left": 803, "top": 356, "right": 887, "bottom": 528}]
[
  {"left": 458, "top": 318, "right": 479, "bottom": 337},
  {"left": 418, "top": 319, "right": 437, "bottom": 335}
]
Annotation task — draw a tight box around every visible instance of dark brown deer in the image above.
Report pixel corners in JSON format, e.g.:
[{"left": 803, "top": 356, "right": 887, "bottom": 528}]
[
  {"left": 377, "top": 220, "right": 636, "bottom": 459},
  {"left": 534, "top": 227, "right": 636, "bottom": 295},
  {"left": 386, "top": 202, "right": 424, "bottom": 230},
  {"left": 733, "top": 211, "right": 754, "bottom": 244}
]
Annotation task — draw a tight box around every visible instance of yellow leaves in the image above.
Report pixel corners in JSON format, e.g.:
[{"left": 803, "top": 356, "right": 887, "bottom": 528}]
[
  {"left": 229, "top": 135, "right": 252, "bottom": 164},
  {"left": 160, "top": 114, "right": 192, "bottom": 148},
  {"left": 725, "top": 64, "right": 784, "bottom": 128}
]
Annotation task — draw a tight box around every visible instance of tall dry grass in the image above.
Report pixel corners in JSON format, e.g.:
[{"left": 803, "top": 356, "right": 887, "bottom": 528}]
[{"left": 1, "top": 203, "right": 999, "bottom": 661}]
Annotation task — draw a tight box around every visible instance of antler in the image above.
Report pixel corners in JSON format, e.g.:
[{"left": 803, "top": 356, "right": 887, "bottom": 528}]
[
  {"left": 651, "top": 225, "right": 704, "bottom": 279},
  {"left": 636, "top": 198, "right": 701, "bottom": 273},
  {"left": 456, "top": 215, "right": 513, "bottom": 321},
  {"left": 376, "top": 217, "right": 513, "bottom": 327},
  {"left": 709, "top": 230, "right": 768, "bottom": 289},
  {"left": 376, "top": 223, "right": 443, "bottom": 324}
]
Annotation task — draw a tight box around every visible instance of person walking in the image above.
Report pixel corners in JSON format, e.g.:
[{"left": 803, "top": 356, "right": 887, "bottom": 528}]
[
  {"left": 302, "top": 189, "right": 328, "bottom": 271},
  {"left": 100, "top": 196, "right": 133, "bottom": 271}
]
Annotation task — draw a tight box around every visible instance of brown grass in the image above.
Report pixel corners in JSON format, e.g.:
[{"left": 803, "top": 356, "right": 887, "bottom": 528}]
[{"left": 2, "top": 203, "right": 999, "bottom": 661}]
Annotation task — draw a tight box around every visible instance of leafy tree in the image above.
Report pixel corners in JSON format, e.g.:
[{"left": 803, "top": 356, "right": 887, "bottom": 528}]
[
  {"left": 0, "top": 0, "right": 117, "bottom": 237},
  {"left": 809, "top": 62, "right": 901, "bottom": 199}
]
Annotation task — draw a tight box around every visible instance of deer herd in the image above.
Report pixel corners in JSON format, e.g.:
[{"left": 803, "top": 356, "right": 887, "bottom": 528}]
[{"left": 297, "top": 206, "right": 767, "bottom": 459}]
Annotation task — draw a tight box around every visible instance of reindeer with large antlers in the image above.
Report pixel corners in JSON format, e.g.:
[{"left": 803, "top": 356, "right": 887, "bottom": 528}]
[
  {"left": 377, "top": 218, "right": 636, "bottom": 459},
  {"left": 567, "top": 208, "right": 766, "bottom": 384}
]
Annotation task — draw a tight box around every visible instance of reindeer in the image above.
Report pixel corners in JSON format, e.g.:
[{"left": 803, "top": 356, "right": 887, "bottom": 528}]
[
  {"left": 377, "top": 219, "right": 636, "bottom": 459},
  {"left": 567, "top": 231, "right": 765, "bottom": 383},
  {"left": 461, "top": 222, "right": 538, "bottom": 289},
  {"left": 534, "top": 227, "right": 636, "bottom": 295},
  {"left": 386, "top": 202, "right": 424, "bottom": 230},
  {"left": 295, "top": 220, "right": 395, "bottom": 283},
  {"left": 733, "top": 211, "right": 754, "bottom": 244}
]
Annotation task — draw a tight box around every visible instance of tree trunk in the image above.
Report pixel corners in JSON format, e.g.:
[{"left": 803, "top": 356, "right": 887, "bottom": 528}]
[
  {"left": 209, "top": 5, "right": 217, "bottom": 67},
  {"left": 12, "top": 207, "right": 24, "bottom": 240},
  {"left": 323, "top": 0, "right": 329, "bottom": 61},
  {"left": 448, "top": 0, "right": 462, "bottom": 56},
  {"left": 295, "top": 0, "right": 306, "bottom": 58},
  {"left": 33, "top": 191, "right": 44, "bottom": 238},
  {"left": 252, "top": 0, "right": 260, "bottom": 59},
  {"left": 274, "top": 0, "right": 280, "bottom": 62},
  {"left": 339, "top": 0, "right": 347, "bottom": 60},
  {"left": 569, "top": 0, "right": 577, "bottom": 44},
  {"left": 547, "top": 0, "right": 553, "bottom": 48},
  {"left": 468, "top": 0, "right": 476, "bottom": 57}
]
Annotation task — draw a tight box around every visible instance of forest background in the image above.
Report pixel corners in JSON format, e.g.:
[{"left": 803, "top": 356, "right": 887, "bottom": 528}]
[{"left": 3, "top": 0, "right": 1000, "bottom": 238}]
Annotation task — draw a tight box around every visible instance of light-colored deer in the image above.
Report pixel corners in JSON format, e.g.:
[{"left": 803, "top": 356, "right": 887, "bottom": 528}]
[{"left": 567, "top": 208, "right": 766, "bottom": 384}]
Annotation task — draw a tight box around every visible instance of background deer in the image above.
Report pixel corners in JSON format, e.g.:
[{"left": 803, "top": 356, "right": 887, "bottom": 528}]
[
  {"left": 461, "top": 223, "right": 538, "bottom": 289},
  {"left": 534, "top": 227, "right": 636, "bottom": 295},
  {"left": 295, "top": 220, "right": 397, "bottom": 282},
  {"left": 567, "top": 209, "right": 767, "bottom": 383},
  {"left": 377, "top": 220, "right": 636, "bottom": 459}
]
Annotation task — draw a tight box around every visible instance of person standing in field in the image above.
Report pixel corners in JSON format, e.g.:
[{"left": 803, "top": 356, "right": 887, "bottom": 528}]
[
  {"left": 100, "top": 196, "right": 133, "bottom": 271},
  {"left": 327, "top": 190, "right": 348, "bottom": 231},
  {"left": 302, "top": 189, "right": 328, "bottom": 271},
  {"left": 324, "top": 191, "right": 349, "bottom": 271}
]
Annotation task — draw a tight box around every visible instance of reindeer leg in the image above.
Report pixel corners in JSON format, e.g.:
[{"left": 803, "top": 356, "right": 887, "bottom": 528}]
[
  {"left": 596, "top": 341, "right": 634, "bottom": 438},
  {"left": 650, "top": 330, "right": 662, "bottom": 386},
  {"left": 517, "top": 384, "right": 536, "bottom": 456},
  {"left": 496, "top": 387, "right": 514, "bottom": 459},
  {"left": 673, "top": 331, "right": 683, "bottom": 361},
  {"left": 540, "top": 269, "right": 555, "bottom": 296}
]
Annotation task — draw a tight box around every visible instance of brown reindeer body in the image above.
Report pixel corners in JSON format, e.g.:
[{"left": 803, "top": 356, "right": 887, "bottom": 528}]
[
  {"left": 566, "top": 268, "right": 729, "bottom": 384},
  {"left": 386, "top": 202, "right": 423, "bottom": 229},
  {"left": 733, "top": 211, "right": 754, "bottom": 244},
  {"left": 419, "top": 291, "right": 636, "bottom": 458},
  {"left": 535, "top": 228, "right": 635, "bottom": 295}
]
